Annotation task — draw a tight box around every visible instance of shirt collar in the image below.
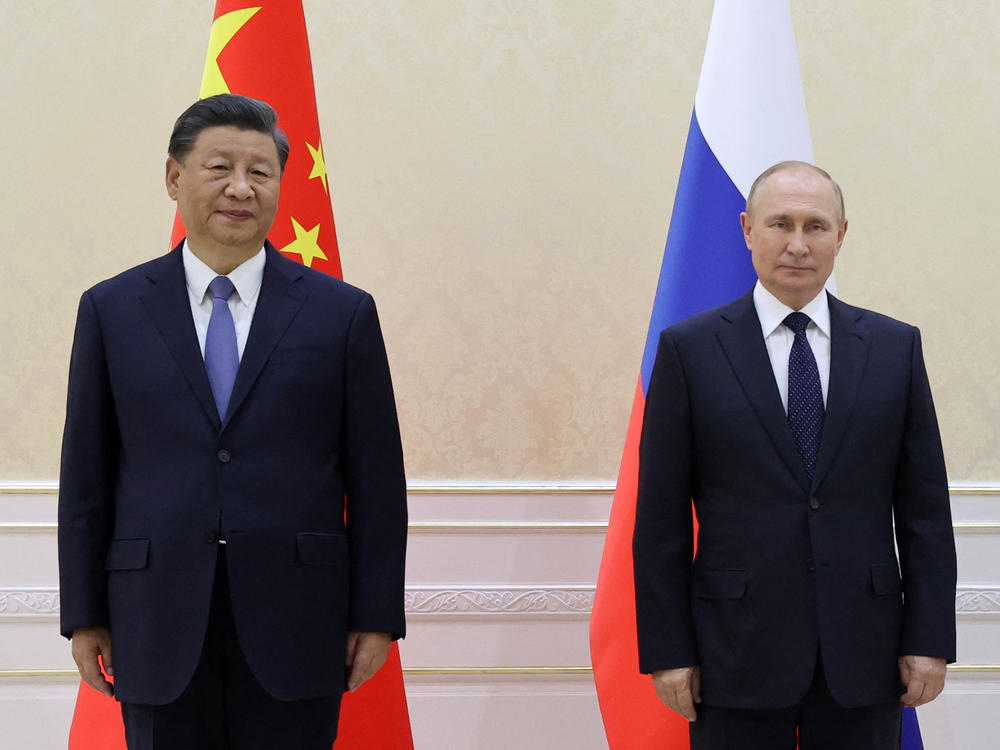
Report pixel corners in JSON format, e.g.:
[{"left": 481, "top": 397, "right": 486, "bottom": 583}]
[
  {"left": 753, "top": 280, "right": 831, "bottom": 338},
  {"left": 182, "top": 241, "right": 266, "bottom": 307}
]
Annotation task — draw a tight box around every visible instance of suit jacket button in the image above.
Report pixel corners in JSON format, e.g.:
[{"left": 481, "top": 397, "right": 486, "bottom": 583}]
[
  {"left": 809, "top": 497, "right": 821, "bottom": 509},
  {"left": 217, "top": 449, "right": 231, "bottom": 463},
  {"left": 204, "top": 532, "right": 217, "bottom": 544},
  {"left": 806, "top": 557, "right": 816, "bottom": 571}
]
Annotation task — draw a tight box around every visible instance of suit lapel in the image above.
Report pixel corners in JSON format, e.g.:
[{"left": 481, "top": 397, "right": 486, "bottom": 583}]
[
  {"left": 139, "top": 246, "right": 221, "bottom": 430},
  {"left": 222, "top": 244, "right": 308, "bottom": 429},
  {"left": 812, "top": 294, "right": 870, "bottom": 491},
  {"left": 716, "top": 292, "right": 812, "bottom": 493}
]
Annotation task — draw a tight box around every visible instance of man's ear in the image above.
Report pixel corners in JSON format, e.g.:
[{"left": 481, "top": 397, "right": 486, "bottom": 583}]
[
  {"left": 165, "top": 157, "right": 182, "bottom": 201},
  {"left": 834, "top": 218, "right": 848, "bottom": 255},
  {"left": 739, "top": 211, "right": 753, "bottom": 251}
]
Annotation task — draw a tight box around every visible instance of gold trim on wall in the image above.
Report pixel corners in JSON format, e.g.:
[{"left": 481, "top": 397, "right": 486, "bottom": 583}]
[
  {"left": 0, "top": 481, "right": 59, "bottom": 494},
  {"left": 953, "top": 523, "right": 1000, "bottom": 532},
  {"left": 949, "top": 485, "right": 1000, "bottom": 496},
  {"left": 403, "top": 666, "right": 594, "bottom": 675},
  {"left": 0, "top": 522, "right": 55, "bottom": 531},
  {"left": 408, "top": 521, "right": 607, "bottom": 532}
]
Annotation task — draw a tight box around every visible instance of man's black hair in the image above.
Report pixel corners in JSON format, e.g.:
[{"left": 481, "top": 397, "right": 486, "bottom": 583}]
[{"left": 168, "top": 94, "right": 290, "bottom": 173}]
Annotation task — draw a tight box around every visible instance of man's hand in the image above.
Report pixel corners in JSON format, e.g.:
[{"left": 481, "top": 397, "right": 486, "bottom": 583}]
[
  {"left": 71, "top": 626, "right": 114, "bottom": 697},
  {"left": 346, "top": 631, "right": 392, "bottom": 692},
  {"left": 651, "top": 666, "right": 702, "bottom": 721},
  {"left": 899, "top": 654, "right": 946, "bottom": 707}
]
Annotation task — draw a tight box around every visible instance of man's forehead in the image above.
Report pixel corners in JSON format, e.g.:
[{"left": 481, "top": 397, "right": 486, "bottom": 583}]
[
  {"left": 758, "top": 170, "right": 838, "bottom": 208},
  {"left": 192, "top": 126, "right": 278, "bottom": 156},
  {"left": 764, "top": 167, "right": 831, "bottom": 192}
]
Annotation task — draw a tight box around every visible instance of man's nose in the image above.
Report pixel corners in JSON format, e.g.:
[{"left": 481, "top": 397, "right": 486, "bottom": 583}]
[
  {"left": 786, "top": 229, "right": 808, "bottom": 255},
  {"left": 225, "top": 170, "right": 253, "bottom": 199}
]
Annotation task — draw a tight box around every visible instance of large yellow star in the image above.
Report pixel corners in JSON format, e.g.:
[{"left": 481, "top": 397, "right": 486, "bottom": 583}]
[
  {"left": 199, "top": 7, "right": 262, "bottom": 98},
  {"left": 280, "top": 218, "right": 327, "bottom": 268},
  {"left": 306, "top": 140, "right": 328, "bottom": 194}
]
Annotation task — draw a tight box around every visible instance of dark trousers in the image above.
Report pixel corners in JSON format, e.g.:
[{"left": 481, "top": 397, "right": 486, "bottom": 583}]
[
  {"left": 690, "top": 657, "right": 902, "bottom": 750},
  {"left": 121, "top": 547, "right": 342, "bottom": 750}
]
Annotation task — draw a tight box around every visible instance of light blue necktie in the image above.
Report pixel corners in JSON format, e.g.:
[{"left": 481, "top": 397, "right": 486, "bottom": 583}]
[
  {"left": 205, "top": 276, "right": 239, "bottom": 420},
  {"left": 784, "top": 312, "right": 824, "bottom": 480}
]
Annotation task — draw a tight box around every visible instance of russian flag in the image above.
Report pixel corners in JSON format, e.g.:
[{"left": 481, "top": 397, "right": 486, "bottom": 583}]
[{"left": 589, "top": 1, "right": 924, "bottom": 746}]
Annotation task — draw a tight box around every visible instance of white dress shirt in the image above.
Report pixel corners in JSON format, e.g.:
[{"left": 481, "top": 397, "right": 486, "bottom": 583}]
[
  {"left": 182, "top": 242, "right": 266, "bottom": 360},
  {"left": 752, "top": 281, "right": 831, "bottom": 413}
]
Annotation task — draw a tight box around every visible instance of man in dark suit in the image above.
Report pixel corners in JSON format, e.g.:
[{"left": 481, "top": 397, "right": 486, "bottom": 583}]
[
  {"left": 633, "top": 161, "right": 956, "bottom": 749},
  {"left": 58, "top": 94, "right": 407, "bottom": 749}
]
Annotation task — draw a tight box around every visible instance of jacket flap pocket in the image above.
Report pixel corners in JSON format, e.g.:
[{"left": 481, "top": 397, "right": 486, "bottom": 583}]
[
  {"left": 104, "top": 538, "right": 150, "bottom": 571},
  {"left": 693, "top": 569, "right": 746, "bottom": 599},
  {"left": 296, "top": 532, "right": 346, "bottom": 566},
  {"left": 870, "top": 564, "right": 902, "bottom": 596}
]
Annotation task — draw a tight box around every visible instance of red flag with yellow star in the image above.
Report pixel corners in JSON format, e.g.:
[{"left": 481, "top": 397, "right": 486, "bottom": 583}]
[{"left": 67, "top": 2, "right": 414, "bottom": 748}]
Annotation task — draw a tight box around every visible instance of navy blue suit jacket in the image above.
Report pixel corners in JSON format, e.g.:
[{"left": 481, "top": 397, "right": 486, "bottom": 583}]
[
  {"left": 634, "top": 290, "right": 956, "bottom": 710},
  {"left": 58, "top": 242, "right": 407, "bottom": 705}
]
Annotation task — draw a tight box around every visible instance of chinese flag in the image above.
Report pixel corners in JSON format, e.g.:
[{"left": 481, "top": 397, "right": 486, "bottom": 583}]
[{"left": 67, "top": 3, "right": 413, "bottom": 748}]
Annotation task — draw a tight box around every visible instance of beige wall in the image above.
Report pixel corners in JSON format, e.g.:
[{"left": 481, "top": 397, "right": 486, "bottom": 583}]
[{"left": 1, "top": 0, "right": 997, "bottom": 481}]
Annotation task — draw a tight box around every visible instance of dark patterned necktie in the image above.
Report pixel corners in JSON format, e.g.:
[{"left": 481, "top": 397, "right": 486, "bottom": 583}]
[
  {"left": 205, "top": 276, "right": 239, "bottom": 420},
  {"left": 784, "top": 312, "right": 824, "bottom": 480}
]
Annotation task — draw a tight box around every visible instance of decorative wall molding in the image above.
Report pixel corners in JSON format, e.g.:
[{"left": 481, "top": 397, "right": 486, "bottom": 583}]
[
  {"left": 0, "top": 588, "right": 59, "bottom": 619},
  {"left": 408, "top": 521, "right": 607, "bottom": 533},
  {"left": 0, "top": 586, "right": 592, "bottom": 620},
  {"left": 956, "top": 586, "right": 1000, "bottom": 614},
  {"left": 406, "top": 586, "right": 593, "bottom": 616},
  {"left": 4, "top": 584, "right": 996, "bottom": 620}
]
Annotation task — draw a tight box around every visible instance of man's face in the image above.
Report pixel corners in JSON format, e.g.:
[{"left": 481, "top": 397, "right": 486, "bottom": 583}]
[
  {"left": 740, "top": 168, "right": 847, "bottom": 310},
  {"left": 165, "top": 125, "right": 281, "bottom": 258}
]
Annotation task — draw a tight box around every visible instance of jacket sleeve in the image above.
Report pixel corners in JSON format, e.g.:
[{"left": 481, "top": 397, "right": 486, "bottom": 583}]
[
  {"left": 893, "top": 326, "right": 957, "bottom": 661},
  {"left": 342, "top": 293, "right": 408, "bottom": 639},
  {"left": 634, "top": 329, "right": 699, "bottom": 672},
  {"left": 57, "top": 291, "right": 120, "bottom": 638}
]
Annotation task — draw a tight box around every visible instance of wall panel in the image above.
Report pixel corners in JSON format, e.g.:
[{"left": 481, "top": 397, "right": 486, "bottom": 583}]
[{"left": 2, "top": 483, "right": 998, "bottom": 748}]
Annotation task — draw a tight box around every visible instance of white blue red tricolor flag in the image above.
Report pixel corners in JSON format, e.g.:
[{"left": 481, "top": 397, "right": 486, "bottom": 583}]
[{"left": 588, "top": 1, "right": 924, "bottom": 747}]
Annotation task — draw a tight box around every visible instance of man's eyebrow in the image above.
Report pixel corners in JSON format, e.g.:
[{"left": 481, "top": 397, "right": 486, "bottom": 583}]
[
  {"left": 202, "top": 147, "right": 273, "bottom": 164},
  {"left": 762, "top": 212, "right": 831, "bottom": 225}
]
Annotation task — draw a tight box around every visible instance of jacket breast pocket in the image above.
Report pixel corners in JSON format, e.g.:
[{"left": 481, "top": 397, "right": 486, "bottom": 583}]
[
  {"left": 104, "top": 538, "right": 150, "bottom": 571},
  {"left": 296, "top": 532, "right": 347, "bottom": 567},
  {"left": 692, "top": 569, "right": 746, "bottom": 599},
  {"left": 870, "top": 563, "right": 902, "bottom": 596}
]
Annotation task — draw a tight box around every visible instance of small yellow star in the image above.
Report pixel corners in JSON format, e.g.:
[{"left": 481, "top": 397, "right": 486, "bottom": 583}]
[
  {"left": 280, "top": 218, "right": 327, "bottom": 268},
  {"left": 199, "top": 7, "right": 262, "bottom": 99},
  {"left": 306, "top": 140, "right": 328, "bottom": 194}
]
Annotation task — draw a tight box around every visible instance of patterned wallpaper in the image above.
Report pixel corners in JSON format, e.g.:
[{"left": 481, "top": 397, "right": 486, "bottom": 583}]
[{"left": 1, "top": 1, "right": 997, "bottom": 480}]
